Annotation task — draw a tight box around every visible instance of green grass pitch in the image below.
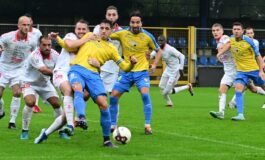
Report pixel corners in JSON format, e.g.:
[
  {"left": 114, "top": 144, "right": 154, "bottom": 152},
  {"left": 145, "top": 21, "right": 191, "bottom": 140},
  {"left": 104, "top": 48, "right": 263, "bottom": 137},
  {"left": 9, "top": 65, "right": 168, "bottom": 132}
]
[{"left": 0, "top": 87, "right": 265, "bottom": 160}]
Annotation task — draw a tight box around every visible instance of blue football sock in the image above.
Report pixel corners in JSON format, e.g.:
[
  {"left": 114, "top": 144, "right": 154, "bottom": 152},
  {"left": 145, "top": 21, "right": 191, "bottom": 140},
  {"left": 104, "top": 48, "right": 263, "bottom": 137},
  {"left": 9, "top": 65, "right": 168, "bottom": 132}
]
[
  {"left": 109, "top": 96, "right": 119, "bottom": 126},
  {"left": 73, "top": 91, "right": 86, "bottom": 118},
  {"left": 100, "top": 108, "right": 111, "bottom": 137},
  {"left": 236, "top": 91, "right": 244, "bottom": 114},
  {"left": 141, "top": 93, "right": 152, "bottom": 125}
]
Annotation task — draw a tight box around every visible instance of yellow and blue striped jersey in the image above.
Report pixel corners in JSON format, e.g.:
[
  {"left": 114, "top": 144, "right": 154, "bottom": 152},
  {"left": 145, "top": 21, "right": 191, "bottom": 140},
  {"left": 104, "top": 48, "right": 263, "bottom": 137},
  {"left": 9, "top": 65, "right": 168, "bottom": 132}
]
[
  {"left": 70, "top": 39, "right": 132, "bottom": 72},
  {"left": 230, "top": 35, "right": 260, "bottom": 72},
  {"left": 110, "top": 27, "right": 159, "bottom": 72}
]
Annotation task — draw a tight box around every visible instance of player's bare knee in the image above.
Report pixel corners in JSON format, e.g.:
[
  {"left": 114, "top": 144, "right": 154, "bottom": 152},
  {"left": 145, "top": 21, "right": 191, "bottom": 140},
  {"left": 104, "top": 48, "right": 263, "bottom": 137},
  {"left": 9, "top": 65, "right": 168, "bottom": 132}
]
[
  {"left": 99, "top": 104, "right": 108, "bottom": 110},
  {"left": 0, "top": 87, "right": 4, "bottom": 98},
  {"left": 71, "top": 82, "right": 82, "bottom": 92},
  {"left": 96, "top": 96, "right": 108, "bottom": 109},
  {"left": 25, "top": 99, "right": 35, "bottom": 107},
  {"left": 111, "top": 90, "right": 121, "bottom": 98},
  {"left": 63, "top": 88, "right": 73, "bottom": 96},
  {"left": 47, "top": 97, "right": 61, "bottom": 108},
  {"left": 83, "top": 90, "right": 90, "bottom": 101},
  {"left": 140, "top": 87, "right": 149, "bottom": 94}
]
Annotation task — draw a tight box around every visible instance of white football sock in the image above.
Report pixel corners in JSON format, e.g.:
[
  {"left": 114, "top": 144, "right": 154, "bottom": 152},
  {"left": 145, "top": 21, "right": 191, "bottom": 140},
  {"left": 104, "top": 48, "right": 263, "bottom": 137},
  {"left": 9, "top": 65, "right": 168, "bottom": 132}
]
[
  {"left": 10, "top": 97, "right": 21, "bottom": 123},
  {"left": 230, "top": 94, "right": 236, "bottom": 104},
  {"left": 63, "top": 96, "right": 74, "bottom": 126},
  {"left": 35, "top": 93, "right": 39, "bottom": 106},
  {"left": 45, "top": 115, "right": 66, "bottom": 136},
  {"left": 0, "top": 98, "right": 4, "bottom": 115},
  {"left": 53, "top": 107, "right": 63, "bottom": 118},
  {"left": 22, "top": 105, "right": 33, "bottom": 130},
  {"left": 256, "top": 87, "right": 265, "bottom": 95},
  {"left": 164, "top": 94, "right": 172, "bottom": 104},
  {"left": 173, "top": 85, "right": 189, "bottom": 94},
  {"left": 219, "top": 93, "right": 226, "bottom": 114}
]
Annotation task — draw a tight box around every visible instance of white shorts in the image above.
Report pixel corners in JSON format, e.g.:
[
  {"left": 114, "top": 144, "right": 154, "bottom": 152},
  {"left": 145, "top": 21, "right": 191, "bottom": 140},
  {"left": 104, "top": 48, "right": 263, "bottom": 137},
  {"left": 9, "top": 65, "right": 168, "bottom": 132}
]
[
  {"left": 0, "top": 68, "right": 22, "bottom": 88},
  {"left": 220, "top": 73, "right": 236, "bottom": 87},
  {"left": 159, "top": 71, "right": 180, "bottom": 89},
  {"left": 53, "top": 70, "right": 68, "bottom": 88},
  {"left": 22, "top": 81, "right": 59, "bottom": 101},
  {"left": 100, "top": 71, "right": 119, "bottom": 93}
]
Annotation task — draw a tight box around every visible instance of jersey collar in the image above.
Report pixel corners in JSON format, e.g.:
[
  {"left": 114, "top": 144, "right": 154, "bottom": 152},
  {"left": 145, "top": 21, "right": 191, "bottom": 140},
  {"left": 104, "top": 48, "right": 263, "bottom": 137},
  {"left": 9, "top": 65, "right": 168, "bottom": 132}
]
[
  {"left": 39, "top": 48, "right": 52, "bottom": 60},
  {"left": 113, "top": 23, "right": 120, "bottom": 31},
  {"left": 16, "top": 30, "right": 28, "bottom": 41}
]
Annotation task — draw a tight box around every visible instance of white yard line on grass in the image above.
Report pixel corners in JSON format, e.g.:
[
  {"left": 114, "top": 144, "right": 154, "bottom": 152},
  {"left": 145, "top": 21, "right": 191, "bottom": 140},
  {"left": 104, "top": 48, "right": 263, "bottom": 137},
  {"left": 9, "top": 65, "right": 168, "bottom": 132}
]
[{"left": 88, "top": 119, "right": 265, "bottom": 152}]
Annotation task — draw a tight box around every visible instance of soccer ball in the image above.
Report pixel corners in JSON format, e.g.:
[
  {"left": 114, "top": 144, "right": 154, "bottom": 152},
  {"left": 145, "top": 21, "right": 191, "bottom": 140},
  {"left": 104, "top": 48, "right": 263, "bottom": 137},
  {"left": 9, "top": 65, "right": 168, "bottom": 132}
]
[{"left": 112, "top": 126, "right": 131, "bottom": 144}]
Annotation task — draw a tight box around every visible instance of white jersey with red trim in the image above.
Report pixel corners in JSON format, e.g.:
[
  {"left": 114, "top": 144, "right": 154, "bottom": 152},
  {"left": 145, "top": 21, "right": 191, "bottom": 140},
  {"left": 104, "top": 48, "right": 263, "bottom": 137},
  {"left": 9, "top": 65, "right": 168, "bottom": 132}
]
[
  {"left": 22, "top": 48, "right": 59, "bottom": 83},
  {"left": 29, "top": 27, "right": 42, "bottom": 43},
  {"left": 54, "top": 33, "right": 78, "bottom": 72},
  {"left": 93, "top": 24, "right": 122, "bottom": 73},
  {"left": 217, "top": 35, "right": 236, "bottom": 74},
  {"left": 151, "top": 44, "right": 185, "bottom": 77},
  {"left": 0, "top": 30, "right": 37, "bottom": 71}
]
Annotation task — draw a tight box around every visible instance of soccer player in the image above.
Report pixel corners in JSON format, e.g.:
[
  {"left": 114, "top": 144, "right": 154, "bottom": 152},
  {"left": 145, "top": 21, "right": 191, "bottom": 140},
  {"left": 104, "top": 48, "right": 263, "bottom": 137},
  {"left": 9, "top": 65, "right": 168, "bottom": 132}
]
[
  {"left": 150, "top": 35, "right": 193, "bottom": 107},
  {"left": 217, "top": 22, "right": 265, "bottom": 120},
  {"left": 24, "top": 13, "right": 43, "bottom": 113},
  {"left": 109, "top": 10, "right": 162, "bottom": 134},
  {"left": 0, "top": 16, "right": 37, "bottom": 129},
  {"left": 228, "top": 27, "right": 265, "bottom": 108},
  {"left": 52, "top": 19, "right": 90, "bottom": 133},
  {"left": 93, "top": 5, "right": 122, "bottom": 93},
  {"left": 34, "top": 19, "right": 136, "bottom": 147},
  {"left": 20, "top": 35, "right": 63, "bottom": 139},
  {"left": 209, "top": 23, "right": 237, "bottom": 119}
]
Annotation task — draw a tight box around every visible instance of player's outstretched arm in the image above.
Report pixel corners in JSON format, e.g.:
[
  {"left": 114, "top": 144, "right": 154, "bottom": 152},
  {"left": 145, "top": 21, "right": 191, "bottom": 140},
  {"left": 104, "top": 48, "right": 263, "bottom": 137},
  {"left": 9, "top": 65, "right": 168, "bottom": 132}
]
[
  {"left": 65, "top": 32, "right": 95, "bottom": 49},
  {"left": 150, "top": 49, "right": 162, "bottom": 73},
  {"left": 256, "top": 55, "right": 265, "bottom": 80},
  {"left": 38, "top": 67, "right": 53, "bottom": 76},
  {"left": 217, "top": 42, "right": 231, "bottom": 61}
]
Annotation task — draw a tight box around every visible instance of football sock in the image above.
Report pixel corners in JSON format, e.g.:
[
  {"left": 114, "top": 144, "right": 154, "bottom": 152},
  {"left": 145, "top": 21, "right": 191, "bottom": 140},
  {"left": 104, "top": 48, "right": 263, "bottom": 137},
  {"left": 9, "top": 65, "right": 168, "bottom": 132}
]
[
  {"left": 10, "top": 97, "right": 21, "bottom": 123},
  {"left": 100, "top": 108, "right": 111, "bottom": 137},
  {"left": 141, "top": 93, "right": 152, "bottom": 125},
  {"left": 53, "top": 107, "right": 62, "bottom": 118},
  {"left": 73, "top": 91, "right": 86, "bottom": 118},
  {"left": 163, "top": 82, "right": 174, "bottom": 95},
  {"left": 219, "top": 93, "right": 226, "bottom": 114},
  {"left": 109, "top": 96, "right": 119, "bottom": 126},
  {"left": 256, "top": 87, "right": 265, "bottom": 95},
  {"left": 103, "top": 136, "right": 110, "bottom": 142},
  {"left": 63, "top": 96, "right": 74, "bottom": 126},
  {"left": 45, "top": 115, "right": 65, "bottom": 136},
  {"left": 0, "top": 98, "right": 4, "bottom": 115},
  {"left": 230, "top": 94, "right": 236, "bottom": 104},
  {"left": 172, "top": 85, "right": 189, "bottom": 94},
  {"left": 164, "top": 94, "right": 172, "bottom": 104},
  {"left": 236, "top": 91, "right": 244, "bottom": 114},
  {"left": 22, "top": 105, "right": 33, "bottom": 130},
  {"left": 35, "top": 93, "right": 39, "bottom": 106}
]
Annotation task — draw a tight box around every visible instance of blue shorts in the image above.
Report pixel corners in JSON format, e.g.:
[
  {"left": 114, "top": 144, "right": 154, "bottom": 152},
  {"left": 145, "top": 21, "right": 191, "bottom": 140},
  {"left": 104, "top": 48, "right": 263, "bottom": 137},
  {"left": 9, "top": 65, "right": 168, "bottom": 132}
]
[
  {"left": 113, "top": 70, "right": 150, "bottom": 93},
  {"left": 68, "top": 65, "right": 107, "bottom": 101},
  {"left": 235, "top": 70, "right": 265, "bottom": 86}
]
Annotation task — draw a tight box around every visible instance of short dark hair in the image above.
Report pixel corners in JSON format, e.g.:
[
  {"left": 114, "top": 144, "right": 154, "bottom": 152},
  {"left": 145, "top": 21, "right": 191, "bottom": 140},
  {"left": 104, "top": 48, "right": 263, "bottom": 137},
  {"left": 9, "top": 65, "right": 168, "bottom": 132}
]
[
  {"left": 100, "top": 19, "right": 113, "bottom": 28},
  {"left": 129, "top": 10, "right": 142, "bottom": 19},
  {"left": 75, "top": 19, "right": 89, "bottom": 26},
  {"left": 233, "top": 22, "right": 244, "bottom": 29},
  {"left": 246, "top": 27, "right": 254, "bottom": 31},
  {"left": 212, "top": 23, "right": 223, "bottom": 29},
  {"left": 106, "top": 5, "right": 118, "bottom": 12},
  {"left": 39, "top": 35, "right": 50, "bottom": 44}
]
